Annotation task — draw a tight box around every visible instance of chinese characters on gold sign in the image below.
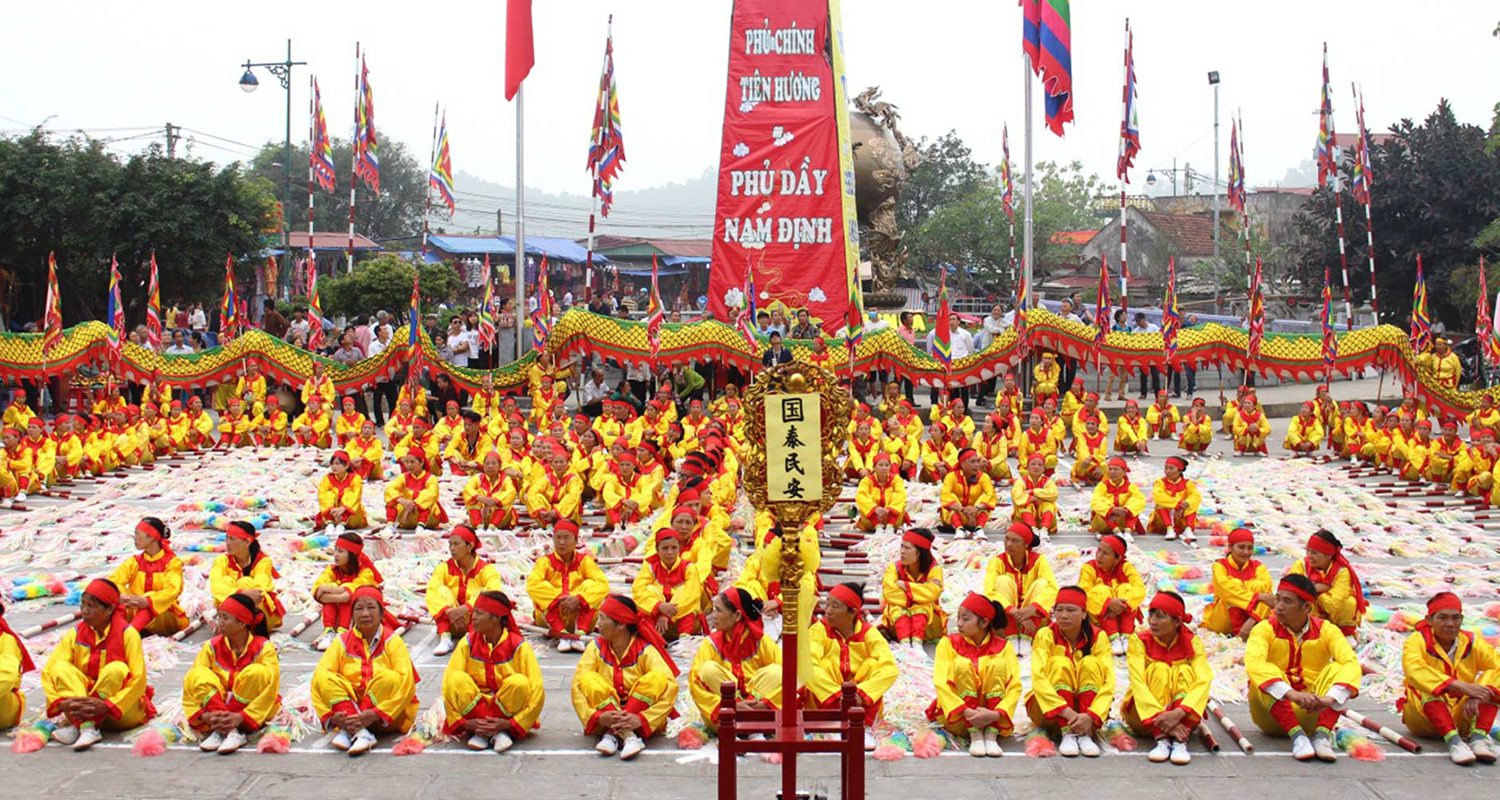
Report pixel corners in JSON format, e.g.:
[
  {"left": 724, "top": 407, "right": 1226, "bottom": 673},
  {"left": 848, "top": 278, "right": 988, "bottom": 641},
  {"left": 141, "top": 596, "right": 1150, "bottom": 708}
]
[{"left": 765, "top": 392, "right": 822, "bottom": 502}]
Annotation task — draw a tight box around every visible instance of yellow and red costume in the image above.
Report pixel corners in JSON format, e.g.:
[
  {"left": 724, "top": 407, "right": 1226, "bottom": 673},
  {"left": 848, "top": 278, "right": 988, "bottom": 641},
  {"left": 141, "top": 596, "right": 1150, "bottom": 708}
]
[
  {"left": 310, "top": 589, "right": 419, "bottom": 734},
  {"left": 1202, "top": 529, "right": 1272, "bottom": 635},
  {"left": 689, "top": 595, "right": 782, "bottom": 730},
  {"left": 1121, "top": 594, "right": 1213, "bottom": 738},
  {"left": 384, "top": 459, "right": 447, "bottom": 528},
  {"left": 526, "top": 525, "right": 610, "bottom": 636},
  {"left": 208, "top": 524, "right": 286, "bottom": 630},
  {"left": 927, "top": 594, "right": 1022, "bottom": 736},
  {"left": 425, "top": 529, "right": 502, "bottom": 637},
  {"left": 808, "top": 586, "right": 898, "bottom": 718},
  {"left": 1010, "top": 460, "right": 1060, "bottom": 533},
  {"left": 1178, "top": 403, "right": 1214, "bottom": 453},
  {"left": 108, "top": 525, "right": 187, "bottom": 636},
  {"left": 312, "top": 539, "right": 382, "bottom": 633},
  {"left": 1245, "top": 595, "right": 1361, "bottom": 737},
  {"left": 1078, "top": 537, "right": 1146, "bottom": 637},
  {"left": 1088, "top": 460, "right": 1146, "bottom": 536},
  {"left": 880, "top": 532, "right": 946, "bottom": 642},
  {"left": 570, "top": 597, "right": 680, "bottom": 739},
  {"left": 1284, "top": 533, "right": 1368, "bottom": 636},
  {"left": 1147, "top": 457, "right": 1201, "bottom": 536},
  {"left": 632, "top": 531, "right": 707, "bottom": 636},
  {"left": 43, "top": 581, "right": 156, "bottom": 730},
  {"left": 939, "top": 459, "right": 997, "bottom": 530},
  {"left": 983, "top": 531, "right": 1058, "bottom": 638},
  {"left": 1146, "top": 395, "right": 1180, "bottom": 439},
  {"left": 440, "top": 594, "right": 544, "bottom": 739},
  {"left": 462, "top": 465, "right": 520, "bottom": 529},
  {"left": 853, "top": 458, "right": 907, "bottom": 531},
  {"left": 1025, "top": 606, "right": 1114, "bottom": 733},
  {"left": 1398, "top": 593, "right": 1500, "bottom": 739},
  {"left": 315, "top": 461, "right": 368, "bottom": 529},
  {"left": 182, "top": 599, "right": 281, "bottom": 734}
]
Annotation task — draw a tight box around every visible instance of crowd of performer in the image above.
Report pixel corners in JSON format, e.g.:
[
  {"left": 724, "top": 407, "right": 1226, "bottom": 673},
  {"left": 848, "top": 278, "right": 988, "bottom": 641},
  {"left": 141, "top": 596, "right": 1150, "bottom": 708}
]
[{"left": 1, "top": 351, "right": 1497, "bottom": 767}]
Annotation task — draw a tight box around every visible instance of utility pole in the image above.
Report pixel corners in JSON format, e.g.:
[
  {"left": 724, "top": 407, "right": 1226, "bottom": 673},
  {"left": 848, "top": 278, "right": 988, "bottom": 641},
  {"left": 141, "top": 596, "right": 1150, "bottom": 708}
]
[
  {"left": 164, "top": 122, "right": 179, "bottom": 158},
  {"left": 496, "top": 207, "right": 504, "bottom": 235},
  {"left": 1209, "top": 70, "right": 1222, "bottom": 261}
]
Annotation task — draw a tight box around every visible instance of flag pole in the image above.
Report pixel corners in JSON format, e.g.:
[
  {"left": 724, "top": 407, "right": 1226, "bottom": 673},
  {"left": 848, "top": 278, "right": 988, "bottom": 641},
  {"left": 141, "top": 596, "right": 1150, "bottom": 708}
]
[
  {"left": 346, "top": 42, "right": 360, "bottom": 275},
  {"left": 583, "top": 15, "right": 612, "bottom": 305},
  {"left": 1118, "top": 20, "right": 1130, "bottom": 316},
  {"left": 1353, "top": 84, "right": 1379, "bottom": 323},
  {"left": 514, "top": 85, "right": 526, "bottom": 362},
  {"left": 1022, "top": 54, "right": 1034, "bottom": 350},
  {"left": 305, "top": 73, "right": 315, "bottom": 301},
  {"left": 421, "top": 101, "right": 439, "bottom": 262}
]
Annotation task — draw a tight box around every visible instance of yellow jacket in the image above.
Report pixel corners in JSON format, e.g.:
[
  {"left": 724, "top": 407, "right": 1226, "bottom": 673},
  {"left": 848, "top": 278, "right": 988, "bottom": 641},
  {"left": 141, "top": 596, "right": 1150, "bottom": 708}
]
[
  {"left": 1114, "top": 414, "right": 1149, "bottom": 448},
  {"left": 462, "top": 472, "right": 519, "bottom": 510},
  {"left": 1401, "top": 624, "right": 1500, "bottom": 711},
  {"left": 983, "top": 552, "right": 1058, "bottom": 613},
  {"left": 571, "top": 637, "right": 678, "bottom": 736},
  {"left": 632, "top": 554, "right": 707, "bottom": 623},
  {"left": 1029, "top": 624, "right": 1114, "bottom": 723},
  {"left": 1124, "top": 629, "right": 1213, "bottom": 725},
  {"left": 940, "top": 471, "right": 997, "bottom": 512},
  {"left": 1245, "top": 617, "right": 1361, "bottom": 697},
  {"left": 1090, "top": 478, "right": 1145, "bottom": 517},
  {"left": 301, "top": 375, "right": 336, "bottom": 408},
  {"left": 1284, "top": 415, "right": 1324, "bottom": 448},
  {"left": 312, "top": 564, "right": 380, "bottom": 595},
  {"left": 808, "top": 618, "right": 898, "bottom": 707},
  {"left": 880, "top": 562, "right": 945, "bottom": 633},
  {"left": 855, "top": 474, "right": 906, "bottom": 518},
  {"left": 182, "top": 635, "right": 281, "bottom": 727},
  {"left": 441, "top": 633, "right": 544, "bottom": 735},
  {"left": 1203, "top": 556, "right": 1272, "bottom": 634},
  {"left": 1146, "top": 402, "right": 1181, "bottom": 432},
  {"left": 1284, "top": 558, "right": 1365, "bottom": 632},
  {"left": 383, "top": 469, "right": 443, "bottom": 516},
  {"left": 1077, "top": 560, "right": 1146, "bottom": 621},
  {"left": 931, "top": 633, "right": 1021, "bottom": 731},
  {"left": 689, "top": 633, "right": 781, "bottom": 722},
  {"left": 318, "top": 473, "right": 366, "bottom": 519},
  {"left": 311, "top": 628, "right": 419, "bottom": 729},
  {"left": 108, "top": 549, "right": 185, "bottom": 619},
  {"left": 1151, "top": 477, "right": 1201, "bottom": 515},
  {"left": 43, "top": 619, "right": 151, "bottom": 722},
  {"left": 425, "top": 558, "right": 502, "bottom": 618},
  {"left": 1011, "top": 473, "right": 1059, "bottom": 510},
  {"left": 208, "top": 553, "right": 285, "bottom": 627},
  {"left": 525, "top": 552, "right": 609, "bottom": 618},
  {"left": 845, "top": 434, "right": 885, "bottom": 474},
  {"left": 524, "top": 468, "right": 583, "bottom": 523},
  {"left": 444, "top": 430, "right": 498, "bottom": 467},
  {"left": 343, "top": 434, "right": 384, "bottom": 466}
]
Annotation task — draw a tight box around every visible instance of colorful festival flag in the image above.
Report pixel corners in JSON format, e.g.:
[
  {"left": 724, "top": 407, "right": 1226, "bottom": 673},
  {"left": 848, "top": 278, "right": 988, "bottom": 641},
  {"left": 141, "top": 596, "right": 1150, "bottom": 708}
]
[
  {"left": 306, "top": 257, "right": 325, "bottom": 352},
  {"left": 1247, "top": 257, "right": 1266, "bottom": 366},
  {"left": 646, "top": 256, "right": 664, "bottom": 361},
  {"left": 1022, "top": 0, "right": 1074, "bottom": 137},
  {"left": 1000, "top": 124, "right": 1015, "bottom": 220},
  {"left": 106, "top": 254, "right": 125, "bottom": 356},
  {"left": 311, "top": 77, "right": 336, "bottom": 193},
  {"left": 587, "top": 24, "right": 626, "bottom": 217},
  {"left": 933, "top": 269, "right": 952, "bottom": 367},
  {"left": 1092, "top": 256, "right": 1112, "bottom": 367},
  {"left": 1351, "top": 88, "right": 1374, "bottom": 206},
  {"left": 354, "top": 55, "right": 380, "bottom": 193},
  {"left": 1161, "top": 257, "right": 1180, "bottom": 364},
  {"left": 531, "top": 256, "right": 551, "bottom": 351},
  {"left": 408, "top": 264, "right": 421, "bottom": 347},
  {"left": 1014, "top": 263, "right": 1029, "bottom": 339},
  {"left": 1321, "top": 266, "right": 1338, "bottom": 378},
  {"left": 845, "top": 270, "right": 865, "bottom": 350},
  {"left": 505, "top": 0, "right": 534, "bottom": 101},
  {"left": 1410, "top": 254, "right": 1431, "bottom": 353},
  {"left": 1116, "top": 20, "right": 1140, "bottom": 181},
  {"left": 220, "top": 255, "right": 239, "bottom": 341},
  {"left": 42, "top": 252, "right": 63, "bottom": 355},
  {"left": 1227, "top": 118, "right": 1246, "bottom": 214},
  {"left": 478, "top": 255, "right": 496, "bottom": 350},
  {"left": 1315, "top": 44, "right": 1338, "bottom": 189},
  {"left": 429, "top": 111, "right": 456, "bottom": 217},
  {"left": 736, "top": 270, "right": 759, "bottom": 349},
  {"left": 145, "top": 251, "right": 162, "bottom": 350}
]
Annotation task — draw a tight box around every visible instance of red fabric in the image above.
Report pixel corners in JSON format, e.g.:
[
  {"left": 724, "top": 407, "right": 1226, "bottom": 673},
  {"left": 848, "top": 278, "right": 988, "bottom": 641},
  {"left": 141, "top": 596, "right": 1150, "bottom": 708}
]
[
  {"left": 74, "top": 612, "right": 130, "bottom": 682},
  {"left": 0, "top": 620, "right": 35, "bottom": 673}
]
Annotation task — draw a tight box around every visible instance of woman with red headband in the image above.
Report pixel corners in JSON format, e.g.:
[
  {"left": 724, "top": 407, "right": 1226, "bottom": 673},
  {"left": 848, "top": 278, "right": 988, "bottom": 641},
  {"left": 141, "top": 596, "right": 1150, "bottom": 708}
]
[
  {"left": 570, "top": 594, "right": 680, "bottom": 759},
  {"left": 928, "top": 592, "right": 1020, "bottom": 757},
  {"left": 633, "top": 528, "right": 708, "bottom": 638},
  {"left": 602, "top": 452, "right": 653, "bottom": 530},
  {"left": 649, "top": 499, "right": 733, "bottom": 574},
  {"left": 292, "top": 395, "right": 334, "bottom": 449},
  {"left": 460, "top": 450, "right": 519, "bottom": 530},
  {"left": 1283, "top": 402, "right": 1325, "bottom": 455},
  {"left": 690, "top": 588, "right": 783, "bottom": 733},
  {"left": 1078, "top": 534, "right": 1145, "bottom": 655},
  {"left": 1088, "top": 457, "right": 1145, "bottom": 537},
  {"left": 810, "top": 582, "right": 897, "bottom": 750},
  {"left": 525, "top": 445, "right": 584, "bottom": 526},
  {"left": 1177, "top": 397, "right": 1213, "bottom": 455},
  {"left": 253, "top": 396, "right": 292, "bottom": 448},
  {"left": 854, "top": 452, "right": 907, "bottom": 533},
  {"left": 1026, "top": 585, "right": 1113, "bottom": 757},
  {"left": 0, "top": 599, "right": 36, "bottom": 729},
  {"left": 1399, "top": 592, "right": 1500, "bottom": 765},
  {"left": 1013, "top": 411, "right": 1058, "bottom": 477},
  {"left": 880, "top": 528, "right": 946, "bottom": 646},
  {"left": 846, "top": 416, "right": 883, "bottom": 480},
  {"left": 1203, "top": 527, "right": 1274, "bottom": 639},
  {"left": 1244, "top": 574, "right": 1362, "bottom": 762},
  {"left": 343, "top": 417, "right": 385, "bottom": 480},
  {"left": 1011, "top": 454, "right": 1060, "bottom": 540},
  {"left": 312, "top": 532, "right": 383, "bottom": 652},
  {"left": 1232, "top": 394, "right": 1270, "bottom": 456},
  {"left": 209, "top": 521, "right": 285, "bottom": 631},
  {"left": 983, "top": 523, "right": 1058, "bottom": 649},
  {"left": 1122, "top": 590, "right": 1212, "bottom": 765},
  {"left": 42, "top": 578, "right": 155, "bottom": 750},
  {"left": 940, "top": 447, "right": 997, "bottom": 539},
  {"left": 311, "top": 585, "right": 420, "bottom": 755},
  {"left": 1147, "top": 456, "right": 1200, "bottom": 541},
  {"left": 1071, "top": 414, "right": 1110, "bottom": 485},
  {"left": 441, "top": 590, "right": 544, "bottom": 753},
  {"left": 1284, "top": 529, "right": 1367, "bottom": 638},
  {"left": 316, "top": 451, "right": 368, "bottom": 534},
  {"left": 526, "top": 519, "right": 609, "bottom": 652},
  {"left": 974, "top": 413, "right": 1015, "bottom": 485},
  {"left": 427, "top": 525, "right": 502, "bottom": 657},
  {"left": 107, "top": 517, "right": 187, "bottom": 636},
  {"left": 384, "top": 450, "right": 448, "bottom": 529},
  {"left": 183, "top": 592, "right": 282, "bottom": 754},
  {"left": 917, "top": 420, "right": 953, "bottom": 484},
  {"left": 1114, "top": 400, "right": 1150, "bottom": 455}
]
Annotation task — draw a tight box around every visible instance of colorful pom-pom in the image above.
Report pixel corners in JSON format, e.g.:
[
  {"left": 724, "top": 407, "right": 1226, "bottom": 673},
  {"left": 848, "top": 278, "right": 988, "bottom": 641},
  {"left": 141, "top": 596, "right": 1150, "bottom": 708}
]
[
  {"left": 391, "top": 735, "right": 426, "bottom": 755},
  {"left": 10, "top": 729, "right": 46, "bottom": 754},
  {"left": 872, "top": 742, "right": 906, "bottom": 761},
  {"left": 131, "top": 728, "right": 167, "bottom": 757},
  {"left": 911, "top": 729, "right": 943, "bottom": 759},
  {"left": 676, "top": 726, "right": 705, "bottom": 750},
  {"left": 1023, "top": 733, "right": 1057, "bottom": 758}
]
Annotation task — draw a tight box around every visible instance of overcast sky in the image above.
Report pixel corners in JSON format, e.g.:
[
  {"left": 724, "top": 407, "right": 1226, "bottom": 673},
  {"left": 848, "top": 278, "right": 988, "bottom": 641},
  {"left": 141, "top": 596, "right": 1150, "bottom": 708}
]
[{"left": 5, "top": 1, "right": 1498, "bottom": 226}]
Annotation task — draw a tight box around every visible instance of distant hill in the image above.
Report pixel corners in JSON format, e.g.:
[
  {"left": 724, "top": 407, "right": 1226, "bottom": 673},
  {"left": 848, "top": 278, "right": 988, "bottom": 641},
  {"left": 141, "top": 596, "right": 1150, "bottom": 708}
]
[{"left": 433, "top": 168, "right": 717, "bottom": 240}]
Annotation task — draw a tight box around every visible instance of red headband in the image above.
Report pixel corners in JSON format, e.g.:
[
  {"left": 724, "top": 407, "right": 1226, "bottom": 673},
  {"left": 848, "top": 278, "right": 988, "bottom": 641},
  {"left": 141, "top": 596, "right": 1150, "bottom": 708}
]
[
  {"left": 1306, "top": 534, "right": 1339, "bottom": 556},
  {"left": 829, "top": 584, "right": 864, "bottom": 612},
  {"left": 226, "top": 522, "right": 257, "bottom": 543},
  {"left": 1107, "top": 456, "right": 1129, "bottom": 472},
  {"left": 84, "top": 578, "right": 120, "bottom": 607},
  {"left": 554, "top": 519, "right": 580, "bottom": 537},
  {"left": 135, "top": 520, "right": 166, "bottom": 546},
  {"left": 474, "top": 593, "right": 513, "bottom": 619},
  {"left": 447, "top": 525, "right": 479, "bottom": 547},
  {"left": 1228, "top": 527, "right": 1254, "bottom": 546},
  {"left": 221, "top": 594, "right": 262, "bottom": 627},
  {"left": 1427, "top": 592, "right": 1463, "bottom": 616},
  {"left": 672, "top": 505, "right": 700, "bottom": 523},
  {"left": 335, "top": 537, "right": 364, "bottom": 556},
  {"left": 1100, "top": 534, "right": 1126, "bottom": 557},
  {"left": 960, "top": 592, "right": 996, "bottom": 622},
  {"left": 1007, "top": 522, "right": 1036, "bottom": 547},
  {"left": 654, "top": 527, "right": 679, "bottom": 546},
  {"left": 1148, "top": 592, "right": 1191, "bottom": 622},
  {"left": 352, "top": 585, "right": 384, "bottom": 607},
  {"left": 902, "top": 529, "right": 933, "bottom": 551},
  {"left": 1278, "top": 577, "right": 1317, "bottom": 603},
  {"left": 1055, "top": 586, "right": 1088, "bottom": 609}
]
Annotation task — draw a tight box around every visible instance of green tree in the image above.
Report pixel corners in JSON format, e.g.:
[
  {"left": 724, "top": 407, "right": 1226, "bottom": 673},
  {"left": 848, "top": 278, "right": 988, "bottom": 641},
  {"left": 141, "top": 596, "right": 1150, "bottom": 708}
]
[
  {"left": 249, "top": 132, "right": 427, "bottom": 245},
  {"left": 897, "top": 130, "right": 990, "bottom": 233},
  {"left": 317, "top": 253, "right": 460, "bottom": 319},
  {"left": 0, "top": 129, "right": 275, "bottom": 325},
  {"left": 1294, "top": 101, "right": 1500, "bottom": 328}
]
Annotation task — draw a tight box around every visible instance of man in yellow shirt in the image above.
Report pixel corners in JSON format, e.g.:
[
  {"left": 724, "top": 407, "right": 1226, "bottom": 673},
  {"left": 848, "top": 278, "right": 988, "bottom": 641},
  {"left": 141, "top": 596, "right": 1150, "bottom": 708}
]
[{"left": 1400, "top": 592, "right": 1500, "bottom": 765}]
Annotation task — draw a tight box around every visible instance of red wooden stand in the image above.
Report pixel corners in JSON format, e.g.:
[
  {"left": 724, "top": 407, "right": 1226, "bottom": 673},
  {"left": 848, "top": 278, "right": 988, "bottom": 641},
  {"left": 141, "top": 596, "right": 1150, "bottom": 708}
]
[{"left": 716, "top": 681, "right": 866, "bottom": 800}]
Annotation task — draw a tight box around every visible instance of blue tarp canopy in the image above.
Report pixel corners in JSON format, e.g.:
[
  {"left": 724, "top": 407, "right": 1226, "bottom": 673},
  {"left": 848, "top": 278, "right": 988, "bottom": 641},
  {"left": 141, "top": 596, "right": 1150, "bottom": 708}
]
[
  {"left": 615, "top": 264, "right": 689, "bottom": 277},
  {"left": 661, "top": 256, "right": 710, "bottom": 267},
  {"left": 425, "top": 235, "right": 610, "bottom": 264}
]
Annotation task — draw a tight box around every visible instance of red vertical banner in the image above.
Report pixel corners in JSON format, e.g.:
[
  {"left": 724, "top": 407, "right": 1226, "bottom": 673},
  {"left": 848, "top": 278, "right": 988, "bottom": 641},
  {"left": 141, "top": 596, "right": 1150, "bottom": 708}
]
[{"left": 708, "top": 0, "right": 859, "bottom": 336}]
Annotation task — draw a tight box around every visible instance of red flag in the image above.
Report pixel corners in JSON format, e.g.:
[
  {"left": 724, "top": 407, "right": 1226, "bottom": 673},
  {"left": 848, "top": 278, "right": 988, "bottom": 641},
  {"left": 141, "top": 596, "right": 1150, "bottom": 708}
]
[
  {"left": 505, "top": 0, "right": 534, "bottom": 101},
  {"left": 646, "top": 255, "right": 664, "bottom": 361},
  {"left": 145, "top": 252, "right": 163, "bottom": 350},
  {"left": 1479, "top": 257, "right": 1498, "bottom": 367},
  {"left": 42, "top": 252, "right": 63, "bottom": 355}
]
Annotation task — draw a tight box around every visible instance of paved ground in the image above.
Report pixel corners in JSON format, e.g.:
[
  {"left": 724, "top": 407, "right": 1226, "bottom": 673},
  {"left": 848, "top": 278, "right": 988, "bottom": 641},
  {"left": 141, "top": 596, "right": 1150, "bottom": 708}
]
[{"left": 1, "top": 386, "right": 1492, "bottom": 799}]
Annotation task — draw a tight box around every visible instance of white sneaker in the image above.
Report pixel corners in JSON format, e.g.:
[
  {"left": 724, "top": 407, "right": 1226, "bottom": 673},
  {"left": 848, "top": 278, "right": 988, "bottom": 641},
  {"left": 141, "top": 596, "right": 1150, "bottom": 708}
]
[
  {"left": 493, "top": 732, "right": 515, "bottom": 753},
  {"left": 330, "top": 729, "right": 352, "bottom": 751},
  {"left": 1468, "top": 735, "right": 1495, "bottom": 763},
  {"left": 983, "top": 728, "right": 1003, "bottom": 757},
  {"left": 1450, "top": 737, "right": 1477, "bottom": 766},
  {"left": 218, "top": 730, "right": 246, "bottom": 754},
  {"left": 1182, "top": 531, "right": 1197, "bottom": 544},
  {"left": 556, "top": 638, "right": 571, "bottom": 653},
  {"left": 1170, "top": 740, "right": 1191, "bottom": 765},
  {"left": 863, "top": 730, "right": 876, "bottom": 751},
  {"left": 315, "top": 630, "right": 336, "bottom": 651},
  {"left": 52, "top": 724, "right": 80, "bottom": 746},
  {"left": 434, "top": 635, "right": 455, "bottom": 656},
  {"left": 571, "top": 638, "right": 588, "bottom": 653},
  {"left": 199, "top": 730, "right": 224, "bottom": 752},
  {"left": 1058, "top": 732, "right": 1080, "bottom": 757},
  {"left": 1111, "top": 636, "right": 1128, "bottom": 656},
  {"left": 466, "top": 734, "right": 491, "bottom": 751},
  {"left": 347, "top": 729, "right": 377, "bottom": 755},
  {"left": 1291, "top": 733, "right": 1315, "bottom": 761},
  {"left": 619, "top": 733, "right": 646, "bottom": 760},
  {"left": 1148, "top": 738, "right": 1171, "bottom": 763},
  {"left": 1455, "top": 490, "right": 1466, "bottom": 498},
  {"left": 969, "top": 731, "right": 988, "bottom": 757},
  {"left": 1077, "top": 734, "right": 1101, "bottom": 757},
  {"left": 1165, "top": 529, "right": 1177, "bottom": 541},
  {"left": 73, "top": 725, "right": 102, "bottom": 751},
  {"left": 596, "top": 733, "right": 621, "bottom": 756}
]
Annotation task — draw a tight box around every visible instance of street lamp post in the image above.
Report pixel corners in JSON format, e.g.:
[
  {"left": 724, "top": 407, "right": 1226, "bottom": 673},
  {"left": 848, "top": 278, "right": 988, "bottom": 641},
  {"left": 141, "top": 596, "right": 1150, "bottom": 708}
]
[{"left": 238, "top": 39, "right": 306, "bottom": 304}]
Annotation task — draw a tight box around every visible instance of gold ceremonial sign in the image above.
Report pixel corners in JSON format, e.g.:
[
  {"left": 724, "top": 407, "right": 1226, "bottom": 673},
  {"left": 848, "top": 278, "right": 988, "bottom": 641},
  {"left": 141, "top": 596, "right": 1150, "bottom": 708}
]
[
  {"left": 766, "top": 393, "right": 822, "bottom": 502},
  {"left": 742, "top": 363, "right": 851, "bottom": 524}
]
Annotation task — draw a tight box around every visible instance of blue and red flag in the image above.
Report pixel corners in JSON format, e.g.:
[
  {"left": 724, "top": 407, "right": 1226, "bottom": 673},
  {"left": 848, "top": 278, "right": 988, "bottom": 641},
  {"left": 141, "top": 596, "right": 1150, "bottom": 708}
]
[
  {"left": 1091, "top": 256, "right": 1112, "bottom": 368},
  {"left": 430, "top": 111, "right": 456, "bottom": 217},
  {"left": 478, "top": 256, "right": 496, "bottom": 350},
  {"left": 1227, "top": 117, "right": 1246, "bottom": 214},
  {"left": 219, "top": 255, "right": 239, "bottom": 341},
  {"left": 306, "top": 257, "right": 325, "bottom": 351},
  {"left": 532, "top": 256, "right": 552, "bottom": 351},
  {"left": 587, "top": 23, "right": 626, "bottom": 217},
  {"left": 1014, "top": 262, "right": 1029, "bottom": 339},
  {"left": 145, "top": 251, "right": 162, "bottom": 350},
  {"left": 1247, "top": 257, "right": 1265, "bottom": 366},
  {"left": 1022, "top": 0, "right": 1073, "bottom": 137},
  {"left": 1117, "top": 20, "right": 1140, "bottom": 181},
  {"left": 736, "top": 269, "right": 759, "bottom": 349},
  {"left": 355, "top": 54, "right": 380, "bottom": 193},
  {"left": 1162, "top": 257, "right": 1180, "bottom": 365},
  {"left": 311, "top": 77, "right": 336, "bottom": 193},
  {"left": 1315, "top": 43, "right": 1338, "bottom": 189}
]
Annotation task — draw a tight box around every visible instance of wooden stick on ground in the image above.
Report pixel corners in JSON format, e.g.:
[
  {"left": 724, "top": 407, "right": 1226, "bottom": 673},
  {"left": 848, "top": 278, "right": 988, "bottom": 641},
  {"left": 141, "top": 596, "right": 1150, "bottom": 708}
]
[
  {"left": 1208, "top": 700, "right": 1253, "bottom": 753},
  {"left": 18, "top": 610, "right": 82, "bottom": 638},
  {"left": 1341, "top": 708, "right": 1421, "bottom": 753}
]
